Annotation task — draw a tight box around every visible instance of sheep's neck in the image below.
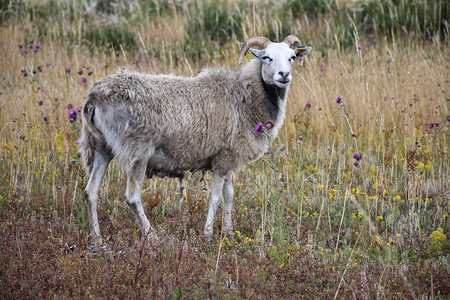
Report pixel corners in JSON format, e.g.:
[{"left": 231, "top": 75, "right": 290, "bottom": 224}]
[{"left": 261, "top": 78, "right": 286, "bottom": 123}]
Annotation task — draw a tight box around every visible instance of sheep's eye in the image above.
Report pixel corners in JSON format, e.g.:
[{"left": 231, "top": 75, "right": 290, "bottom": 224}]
[{"left": 262, "top": 56, "right": 272, "bottom": 62}]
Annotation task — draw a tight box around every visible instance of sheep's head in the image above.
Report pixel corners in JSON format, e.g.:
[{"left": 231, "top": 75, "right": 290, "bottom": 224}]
[{"left": 239, "top": 35, "right": 311, "bottom": 88}]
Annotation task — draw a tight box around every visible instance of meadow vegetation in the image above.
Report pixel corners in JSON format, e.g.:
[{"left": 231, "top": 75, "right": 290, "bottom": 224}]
[{"left": 0, "top": 0, "right": 449, "bottom": 298}]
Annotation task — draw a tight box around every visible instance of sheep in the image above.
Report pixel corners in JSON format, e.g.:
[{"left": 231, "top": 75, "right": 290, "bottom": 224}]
[{"left": 80, "top": 35, "right": 311, "bottom": 244}]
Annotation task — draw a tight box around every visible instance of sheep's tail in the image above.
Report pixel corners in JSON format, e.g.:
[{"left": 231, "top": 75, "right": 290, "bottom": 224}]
[{"left": 80, "top": 95, "right": 100, "bottom": 177}]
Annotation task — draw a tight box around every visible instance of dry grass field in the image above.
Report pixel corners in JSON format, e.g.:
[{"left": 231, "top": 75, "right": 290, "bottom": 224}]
[{"left": 0, "top": 0, "right": 449, "bottom": 298}]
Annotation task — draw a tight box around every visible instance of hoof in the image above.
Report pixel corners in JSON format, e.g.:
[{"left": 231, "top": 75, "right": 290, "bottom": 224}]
[
  {"left": 86, "top": 244, "right": 108, "bottom": 254},
  {"left": 204, "top": 224, "right": 214, "bottom": 241},
  {"left": 145, "top": 231, "right": 159, "bottom": 243},
  {"left": 143, "top": 227, "right": 159, "bottom": 243},
  {"left": 91, "top": 235, "right": 103, "bottom": 246},
  {"left": 224, "top": 229, "right": 235, "bottom": 237},
  {"left": 204, "top": 230, "right": 214, "bottom": 242}
]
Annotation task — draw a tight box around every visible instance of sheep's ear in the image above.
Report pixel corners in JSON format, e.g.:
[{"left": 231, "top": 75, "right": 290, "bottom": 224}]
[
  {"left": 249, "top": 48, "right": 264, "bottom": 59},
  {"left": 295, "top": 46, "right": 312, "bottom": 59}
]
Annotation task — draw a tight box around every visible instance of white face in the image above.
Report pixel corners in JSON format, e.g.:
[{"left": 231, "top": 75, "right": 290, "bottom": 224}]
[{"left": 250, "top": 43, "right": 311, "bottom": 88}]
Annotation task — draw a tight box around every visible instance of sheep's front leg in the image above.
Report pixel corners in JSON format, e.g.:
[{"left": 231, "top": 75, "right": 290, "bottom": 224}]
[
  {"left": 84, "top": 150, "right": 111, "bottom": 245},
  {"left": 204, "top": 171, "right": 226, "bottom": 238},
  {"left": 223, "top": 173, "right": 234, "bottom": 236},
  {"left": 125, "top": 161, "right": 151, "bottom": 237}
]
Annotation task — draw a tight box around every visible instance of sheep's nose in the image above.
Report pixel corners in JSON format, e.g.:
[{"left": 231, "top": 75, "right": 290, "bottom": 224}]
[{"left": 279, "top": 71, "right": 290, "bottom": 78}]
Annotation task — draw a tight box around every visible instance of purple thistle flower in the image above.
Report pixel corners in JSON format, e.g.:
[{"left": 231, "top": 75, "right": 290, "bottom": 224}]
[
  {"left": 76, "top": 152, "right": 81, "bottom": 157},
  {"left": 23, "top": 49, "right": 28, "bottom": 54},
  {"left": 265, "top": 121, "right": 274, "bottom": 130},
  {"left": 37, "top": 66, "right": 43, "bottom": 72},
  {"left": 255, "top": 122, "right": 264, "bottom": 133},
  {"left": 18, "top": 44, "right": 23, "bottom": 49},
  {"left": 353, "top": 153, "right": 360, "bottom": 160},
  {"left": 81, "top": 76, "right": 87, "bottom": 83},
  {"left": 20, "top": 68, "right": 25, "bottom": 73},
  {"left": 36, "top": 44, "right": 41, "bottom": 49},
  {"left": 353, "top": 161, "right": 358, "bottom": 166},
  {"left": 32, "top": 70, "right": 37, "bottom": 74},
  {"left": 336, "top": 96, "right": 342, "bottom": 104},
  {"left": 76, "top": 106, "right": 82, "bottom": 112},
  {"left": 305, "top": 102, "right": 311, "bottom": 109},
  {"left": 66, "top": 103, "right": 73, "bottom": 110},
  {"left": 217, "top": 40, "right": 222, "bottom": 46},
  {"left": 340, "top": 229, "right": 346, "bottom": 233},
  {"left": 28, "top": 45, "right": 33, "bottom": 49},
  {"left": 428, "top": 124, "right": 434, "bottom": 129},
  {"left": 76, "top": 139, "right": 81, "bottom": 145},
  {"left": 43, "top": 116, "right": 48, "bottom": 122},
  {"left": 69, "top": 118, "right": 76, "bottom": 123},
  {"left": 23, "top": 72, "right": 28, "bottom": 77},
  {"left": 65, "top": 67, "right": 71, "bottom": 73},
  {"left": 77, "top": 69, "right": 83, "bottom": 75},
  {"left": 319, "top": 66, "right": 324, "bottom": 72},
  {"left": 298, "top": 136, "right": 303, "bottom": 141},
  {"left": 46, "top": 62, "right": 51, "bottom": 67},
  {"left": 69, "top": 109, "right": 77, "bottom": 118},
  {"left": 29, "top": 40, "right": 34, "bottom": 44},
  {"left": 435, "top": 122, "right": 440, "bottom": 127},
  {"left": 38, "top": 99, "right": 44, "bottom": 106},
  {"left": 88, "top": 71, "right": 94, "bottom": 76},
  {"left": 358, "top": 44, "right": 363, "bottom": 50},
  {"left": 34, "top": 48, "right": 38, "bottom": 53}
]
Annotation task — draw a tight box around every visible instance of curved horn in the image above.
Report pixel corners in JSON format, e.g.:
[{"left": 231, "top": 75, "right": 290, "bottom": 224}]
[
  {"left": 283, "top": 35, "right": 301, "bottom": 48},
  {"left": 238, "top": 36, "right": 272, "bottom": 64}
]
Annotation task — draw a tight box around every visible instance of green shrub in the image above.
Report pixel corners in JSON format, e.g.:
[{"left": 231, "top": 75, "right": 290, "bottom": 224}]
[
  {"left": 359, "top": 0, "right": 449, "bottom": 39},
  {"left": 84, "top": 24, "right": 137, "bottom": 52},
  {"left": 184, "top": 0, "right": 243, "bottom": 60},
  {"left": 0, "top": 0, "right": 24, "bottom": 24},
  {"left": 142, "top": 0, "right": 182, "bottom": 17},
  {"left": 287, "top": 0, "right": 331, "bottom": 18},
  {"left": 29, "top": 0, "right": 80, "bottom": 23}
]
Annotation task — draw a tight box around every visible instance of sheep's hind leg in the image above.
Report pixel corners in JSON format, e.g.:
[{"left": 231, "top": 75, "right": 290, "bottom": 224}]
[
  {"left": 204, "top": 170, "right": 226, "bottom": 239},
  {"left": 125, "top": 160, "right": 152, "bottom": 239},
  {"left": 177, "top": 175, "right": 185, "bottom": 207},
  {"left": 84, "top": 150, "right": 112, "bottom": 245},
  {"left": 222, "top": 173, "right": 234, "bottom": 236}
]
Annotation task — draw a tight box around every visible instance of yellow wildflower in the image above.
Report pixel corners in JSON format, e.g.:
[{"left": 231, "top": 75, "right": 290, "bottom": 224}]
[
  {"left": 430, "top": 228, "right": 447, "bottom": 251},
  {"left": 375, "top": 235, "right": 382, "bottom": 246}
]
